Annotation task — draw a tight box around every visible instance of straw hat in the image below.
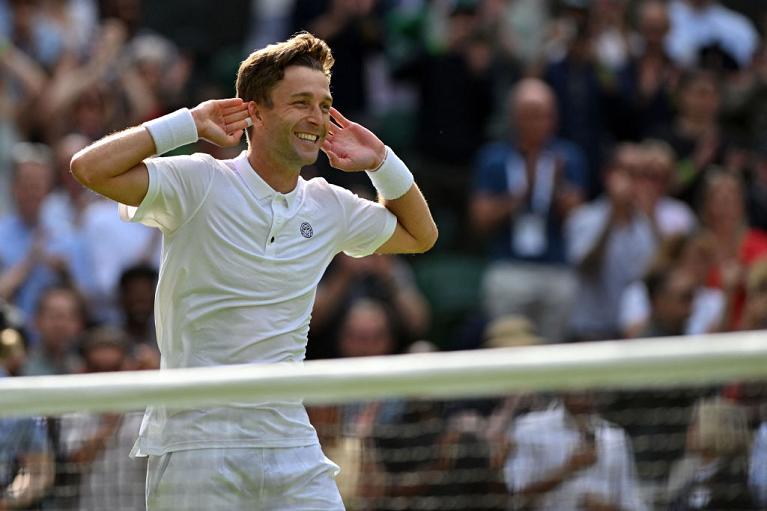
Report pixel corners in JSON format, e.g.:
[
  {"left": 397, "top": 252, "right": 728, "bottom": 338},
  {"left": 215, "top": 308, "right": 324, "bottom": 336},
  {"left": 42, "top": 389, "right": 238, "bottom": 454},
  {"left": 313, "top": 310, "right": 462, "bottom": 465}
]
[{"left": 483, "top": 315, "right": 542, "bottom": 349}]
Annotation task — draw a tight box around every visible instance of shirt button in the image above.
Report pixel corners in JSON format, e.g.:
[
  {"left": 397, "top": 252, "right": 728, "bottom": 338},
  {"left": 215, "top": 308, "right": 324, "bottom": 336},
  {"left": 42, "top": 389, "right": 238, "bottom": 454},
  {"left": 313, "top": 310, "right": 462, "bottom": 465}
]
[{"left": 270, "top": 236, "right": 275, "bottom": 243}]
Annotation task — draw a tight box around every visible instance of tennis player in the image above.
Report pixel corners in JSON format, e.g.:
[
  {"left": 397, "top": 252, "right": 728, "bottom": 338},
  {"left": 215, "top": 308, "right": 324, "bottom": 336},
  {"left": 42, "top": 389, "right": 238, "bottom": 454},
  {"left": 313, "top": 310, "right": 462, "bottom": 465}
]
[{"left": 70, "top": 32, "right": 437, "bottom": 510}]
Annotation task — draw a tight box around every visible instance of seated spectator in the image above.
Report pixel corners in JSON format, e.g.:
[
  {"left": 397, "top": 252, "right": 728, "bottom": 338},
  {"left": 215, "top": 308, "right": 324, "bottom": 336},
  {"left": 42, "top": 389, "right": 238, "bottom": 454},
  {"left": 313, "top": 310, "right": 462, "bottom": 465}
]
[
  {"left": 471, "top": 78, "right": 587, "bottom": 342},
  {"left": 52, "top": 326, "right": 145, "bottom": 511},
  {"left": 620, "top": 232, "right": 723, "bottom": 338},
  {"left": 22, "top": 286, "right": 86, "bottom": 375},
  {"left": 666, "top": 397, "right": 755, "bottom": 510},
  {"left": 566, "top": 144, "right": 658, "bottom": 341},
  {"left": 503, "top": 391, "right": 647, "bottom": 511},
  {"left": 0, "top": 326, "right": 54, "bottom": 510}
]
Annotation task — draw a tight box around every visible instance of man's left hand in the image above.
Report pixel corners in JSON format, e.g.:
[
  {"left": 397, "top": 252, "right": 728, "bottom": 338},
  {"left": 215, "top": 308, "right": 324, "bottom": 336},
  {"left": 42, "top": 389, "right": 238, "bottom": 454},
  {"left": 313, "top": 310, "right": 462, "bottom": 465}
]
[{"left": 321, "top": 107, "right": 386, "bottom": 172}]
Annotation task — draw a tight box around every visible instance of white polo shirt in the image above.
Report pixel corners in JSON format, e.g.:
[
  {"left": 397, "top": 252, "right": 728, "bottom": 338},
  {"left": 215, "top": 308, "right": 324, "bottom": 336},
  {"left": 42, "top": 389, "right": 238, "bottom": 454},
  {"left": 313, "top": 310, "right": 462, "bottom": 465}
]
[
  {"left": 120, "top": 151, "right": 397, "bottom": 456},
  {"left": 505, "top": 405, "right": 647, "bottom": 511}
]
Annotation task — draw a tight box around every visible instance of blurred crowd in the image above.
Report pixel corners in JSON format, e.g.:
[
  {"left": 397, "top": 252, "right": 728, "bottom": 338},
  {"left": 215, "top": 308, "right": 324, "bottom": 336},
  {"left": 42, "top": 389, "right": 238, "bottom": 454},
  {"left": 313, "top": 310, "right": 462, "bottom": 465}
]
[{"left": 1, "top": 0, "right": 767, "bottom": 509}]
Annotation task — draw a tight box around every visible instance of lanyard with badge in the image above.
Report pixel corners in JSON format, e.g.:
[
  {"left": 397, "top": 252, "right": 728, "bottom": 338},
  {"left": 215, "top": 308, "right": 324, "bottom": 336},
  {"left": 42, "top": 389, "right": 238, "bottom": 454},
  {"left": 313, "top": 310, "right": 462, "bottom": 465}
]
[{"left": 506, "top": 151, "right": 557, "bottom": 257}]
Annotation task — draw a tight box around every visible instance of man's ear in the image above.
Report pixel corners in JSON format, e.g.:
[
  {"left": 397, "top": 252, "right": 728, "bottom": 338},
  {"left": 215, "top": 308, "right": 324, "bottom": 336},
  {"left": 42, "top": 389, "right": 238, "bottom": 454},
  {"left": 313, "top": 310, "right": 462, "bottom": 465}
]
[{"left": 248, "top": 101, "right": 262, "bottom": 125}]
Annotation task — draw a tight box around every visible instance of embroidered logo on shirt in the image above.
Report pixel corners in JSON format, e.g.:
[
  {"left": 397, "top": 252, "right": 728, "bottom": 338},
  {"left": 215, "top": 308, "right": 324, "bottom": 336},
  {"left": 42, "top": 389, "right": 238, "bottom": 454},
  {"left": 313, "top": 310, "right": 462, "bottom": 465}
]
[{"left": 300, "top": 222, "right": 314, "bottom": 239}]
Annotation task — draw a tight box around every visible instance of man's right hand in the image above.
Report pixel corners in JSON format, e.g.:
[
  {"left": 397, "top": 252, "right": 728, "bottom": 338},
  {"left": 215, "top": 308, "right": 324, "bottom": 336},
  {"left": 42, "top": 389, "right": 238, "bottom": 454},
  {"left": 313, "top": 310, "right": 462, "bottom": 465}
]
[
  {"left": 566, "top": 443, "right": 598, "bottom": 473},
  {"left": 191, "top": 98, "right": 251, "bottom": 147},
  {"left": 607, "top": 170, "right": 634, "bottom": 212}
]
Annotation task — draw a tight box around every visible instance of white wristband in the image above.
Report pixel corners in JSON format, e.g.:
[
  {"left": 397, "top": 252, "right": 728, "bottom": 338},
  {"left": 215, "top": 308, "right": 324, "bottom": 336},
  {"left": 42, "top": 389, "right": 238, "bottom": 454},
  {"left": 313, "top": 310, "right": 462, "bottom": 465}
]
[
  {"left": 142, "top": 108, "right": 198, "bottom": 155},
  {"left": 366, "top": 147, "right": 414, "bottom": 200}
]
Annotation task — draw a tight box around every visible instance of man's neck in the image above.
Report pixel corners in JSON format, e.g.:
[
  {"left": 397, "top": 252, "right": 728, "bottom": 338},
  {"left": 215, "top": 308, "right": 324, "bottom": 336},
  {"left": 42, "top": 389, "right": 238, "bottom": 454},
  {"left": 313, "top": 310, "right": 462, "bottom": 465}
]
[
  {"left": 247, "top": 146, "right": 300, "bottom": 194},
  {"left": 515, "top": 139, "right": 546, "bottom": 158}
]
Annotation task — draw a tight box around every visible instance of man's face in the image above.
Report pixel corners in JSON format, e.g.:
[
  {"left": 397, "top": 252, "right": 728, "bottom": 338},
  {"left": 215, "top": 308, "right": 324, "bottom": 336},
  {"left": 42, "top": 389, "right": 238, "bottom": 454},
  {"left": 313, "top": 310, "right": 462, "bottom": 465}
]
[
  {"left": 657, "top": 270, "right": 695, "bottom": 332},
  {"left": 13, "top": 161, "right": 53, "bottom": 224},
  {"left": 253, "top": 66, "right": 332, "bottom": 170},
  {"left": 120, "top": 277, "right": 155, "bottom": 324},
  {"left": 513, "top": 96, "right": 556, "bottom": 149},
  {"left": 338, "top": 306, "right": 394, "bottom": 358},
  {"left": 85, "top": 345, "right": 126, "bottom": 373},
  {"left": 36, "top": 291, "right": 84, "bottom": 351}
]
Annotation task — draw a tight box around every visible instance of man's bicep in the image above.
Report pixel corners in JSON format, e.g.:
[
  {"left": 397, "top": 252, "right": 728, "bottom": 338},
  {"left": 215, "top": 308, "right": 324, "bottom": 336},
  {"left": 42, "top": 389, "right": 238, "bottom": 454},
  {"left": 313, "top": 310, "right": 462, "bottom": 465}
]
[
  {"left": 375, "top": 222, "right": 421, "bottom": 254},
  {"left": 88, "top": 163, "right": 149, "bottom": 207}
]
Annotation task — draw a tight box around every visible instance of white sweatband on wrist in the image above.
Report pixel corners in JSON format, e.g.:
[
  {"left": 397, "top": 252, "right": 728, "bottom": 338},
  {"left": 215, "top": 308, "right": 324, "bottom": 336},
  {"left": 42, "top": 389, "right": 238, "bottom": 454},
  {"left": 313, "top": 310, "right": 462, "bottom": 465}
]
[
  {"left": 142, "top": 108, "right": 198, "bottom": 155},
  {"left": 366, "top": 146, "right": 414, "bottom": 200}
]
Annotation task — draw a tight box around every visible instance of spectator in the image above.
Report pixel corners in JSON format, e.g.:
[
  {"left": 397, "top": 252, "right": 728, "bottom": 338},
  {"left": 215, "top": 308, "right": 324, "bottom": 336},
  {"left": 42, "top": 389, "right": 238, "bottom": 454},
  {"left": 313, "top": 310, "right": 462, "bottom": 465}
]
[
  {"left": 654, "top": 70, "right": 729, "bottom": 206},
  {"left": 0, "top": 143, "right": 89, "bottom": 322},
  {"left": 309, "top": 253, "right": 429, "bottom": 359},
  {"left": 40, "top": 133, "right": 94, "bottom": 236},
  {"left": 291, "top": 0, "right": 382, "bottom": 119},
  {"left": 392, "top": 1, "right": 494, "bottom": 243},
  {"left": 639, "top": 266, "right": 696, "bottom": 338},
  {"left": 79, "top": 195, "right": 161, "bottom": 325},
  {"left": 610, "top": 0, "right": 678, "bottom": 141},
  {"left": 566, "top": 144, "right": 658, "bottom": 341},
  {"left": 0, "top": 326, "right": 54, "bottom": 510},
  {"left": 37, "top": 0, "right": 99, "bottom": 60},
  {"left": 309, "top": 298, "right": 401, "bottom": 507},
  {"left": 620, "top": 232, "right": 723, "bottom": 338},
  {"left": 698, "top": 172, "right": 767, "bottom": 330},
  {"left": 590, "top": 0, "right": 634, "bottom": 74},
  {"left": 0, "top": 0, "right": 68, "bottom": 69},
  {"left": 636, "top": 140, "right": 697, "bottom": 237},
  {"left": 471, "top": 78, "right": 587, "bottom": 342},
  {"left": 666, "top": 397, "right": 755, "bottom": 510},
  {"left": 544, "top": 15, "right": 605, "bottom": 194},
  {"left": 117, "top": 265, "right": 158, "bottom": 350},
  {"left": 0, "top": 30, "right": 46, "bottom": 147},
  {"left": 503, "top": 391, "right": 647, "bottom": 511},
  {"left": 52, "top": 326, "right": 145, "bottom": 511},
  {"left": 335, "top": 297, "right": 399, "bottom": 360},
  {"left": 22, "top": 286, "right": 86, "bottom": 375}
]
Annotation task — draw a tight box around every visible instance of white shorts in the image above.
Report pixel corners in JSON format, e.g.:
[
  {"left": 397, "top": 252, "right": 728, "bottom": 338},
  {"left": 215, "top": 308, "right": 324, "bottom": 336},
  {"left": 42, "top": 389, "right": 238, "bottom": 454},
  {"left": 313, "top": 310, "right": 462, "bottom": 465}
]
[{"left": 146, "top": 445, "right": 344, "bottom": 510}]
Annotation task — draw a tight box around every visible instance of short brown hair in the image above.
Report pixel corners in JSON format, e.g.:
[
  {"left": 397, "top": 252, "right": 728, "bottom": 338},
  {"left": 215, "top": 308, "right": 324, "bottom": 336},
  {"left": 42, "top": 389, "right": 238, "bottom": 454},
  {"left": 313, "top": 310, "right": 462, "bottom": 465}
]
[{"left": 236, "top": 32, "right": 334, "bottom": 107}]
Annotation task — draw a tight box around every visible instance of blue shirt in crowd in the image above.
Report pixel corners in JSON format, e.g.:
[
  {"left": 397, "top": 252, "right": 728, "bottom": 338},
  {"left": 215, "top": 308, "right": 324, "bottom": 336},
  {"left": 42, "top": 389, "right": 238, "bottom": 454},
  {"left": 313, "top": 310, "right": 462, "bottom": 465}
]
[{"left": 472, "top": 139, "right": 588, "bottom": 264}]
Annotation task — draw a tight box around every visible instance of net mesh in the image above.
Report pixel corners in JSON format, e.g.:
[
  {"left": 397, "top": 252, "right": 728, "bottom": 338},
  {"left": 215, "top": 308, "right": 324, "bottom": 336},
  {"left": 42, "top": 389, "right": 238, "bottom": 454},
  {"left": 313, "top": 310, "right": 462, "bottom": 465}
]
[{"left": 1, "top": 335, "right": 766, "bottom": 511}]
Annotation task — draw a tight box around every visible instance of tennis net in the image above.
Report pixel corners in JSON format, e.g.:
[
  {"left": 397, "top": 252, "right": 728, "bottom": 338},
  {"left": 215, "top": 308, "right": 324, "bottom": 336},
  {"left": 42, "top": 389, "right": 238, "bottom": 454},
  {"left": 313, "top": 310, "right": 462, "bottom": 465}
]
[{"left": 1, "top": 332, "right": 766, "bottom": 510}]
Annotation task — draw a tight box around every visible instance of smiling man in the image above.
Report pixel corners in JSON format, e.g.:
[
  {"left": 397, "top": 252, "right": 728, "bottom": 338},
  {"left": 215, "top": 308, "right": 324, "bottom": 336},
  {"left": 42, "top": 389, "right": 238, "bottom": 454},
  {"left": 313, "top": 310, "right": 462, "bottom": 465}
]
[{"left": 70, "top": 32, "right": 437, "bottom": 510}]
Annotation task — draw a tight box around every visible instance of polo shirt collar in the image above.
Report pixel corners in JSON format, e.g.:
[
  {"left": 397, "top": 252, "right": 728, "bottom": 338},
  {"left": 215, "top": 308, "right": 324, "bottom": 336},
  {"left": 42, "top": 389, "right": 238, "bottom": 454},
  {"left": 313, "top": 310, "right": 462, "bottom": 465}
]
[{"left": 233, "top": 151, "right": 304, "bottom": 209}]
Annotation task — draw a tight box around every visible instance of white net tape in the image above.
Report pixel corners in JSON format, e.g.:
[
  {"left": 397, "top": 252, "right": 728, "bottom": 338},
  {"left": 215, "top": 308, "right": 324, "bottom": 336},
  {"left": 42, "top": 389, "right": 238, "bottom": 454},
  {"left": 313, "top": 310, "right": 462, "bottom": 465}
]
[
  {"left": 2, "top": 332, "right": 767, "bottom": 511},
  {"left": 1, "top": 331, "right": 766, "bottom": 417}
]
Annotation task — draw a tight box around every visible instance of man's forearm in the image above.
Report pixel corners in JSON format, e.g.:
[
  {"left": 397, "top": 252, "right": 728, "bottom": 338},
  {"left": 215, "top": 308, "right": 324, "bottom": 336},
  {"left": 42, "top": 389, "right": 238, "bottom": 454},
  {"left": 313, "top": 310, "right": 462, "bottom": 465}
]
[
  {"left": 577, "top": 212, "right": 617, "bottom": 275},
  {"left": 382, "top": 184, "right": 438, "bottom": 253},
  {"left": 517, "top": 462, "right": 576, "bottom": 498}
]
